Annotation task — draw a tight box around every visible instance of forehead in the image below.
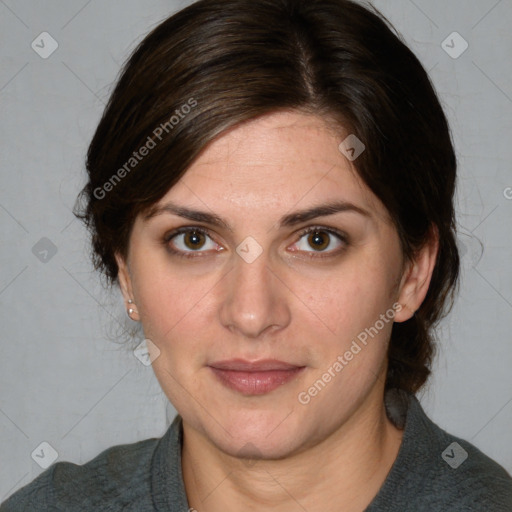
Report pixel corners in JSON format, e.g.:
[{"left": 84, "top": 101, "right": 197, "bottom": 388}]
[
  {"left": 153, "top": 111, "right": 388, "bottom": 223},
  {"left": 192, "top": 111, "right": 351, "bottom": 176}
]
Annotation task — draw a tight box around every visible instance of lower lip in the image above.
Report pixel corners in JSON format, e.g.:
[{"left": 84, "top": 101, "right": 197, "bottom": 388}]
[{"left": 209, "top": 367, "right": 305, "bottom": 395}]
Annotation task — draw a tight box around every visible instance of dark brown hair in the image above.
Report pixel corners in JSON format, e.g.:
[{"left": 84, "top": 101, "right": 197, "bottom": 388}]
[{"left": 74, "top": 0, "right": 460, "bottom": 394}]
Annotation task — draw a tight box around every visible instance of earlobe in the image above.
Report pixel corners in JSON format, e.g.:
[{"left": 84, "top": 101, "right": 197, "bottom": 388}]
[{"left": 394, "top": 225, "right": 439, "bottom": 323}]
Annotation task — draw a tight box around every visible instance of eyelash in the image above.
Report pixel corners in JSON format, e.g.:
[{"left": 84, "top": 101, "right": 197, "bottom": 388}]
[{"left": 162, "top": 226, "right": 349, "bottom": 260}]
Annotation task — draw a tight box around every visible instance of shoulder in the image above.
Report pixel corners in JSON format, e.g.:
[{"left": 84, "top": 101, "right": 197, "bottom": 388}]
[
  {"left": 415, "top": 421, "right": 512, "bottom": 510},
  {"left": 368, "top": 390, "right": 512, "bottom": 511},
  {"left": 0, "top": 435, "right": 161, "bottom": 512}
]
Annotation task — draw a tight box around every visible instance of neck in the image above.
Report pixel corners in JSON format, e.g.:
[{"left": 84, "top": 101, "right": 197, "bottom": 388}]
[{"left": 181, "top": 386, "right": 404, "bottom": 512}]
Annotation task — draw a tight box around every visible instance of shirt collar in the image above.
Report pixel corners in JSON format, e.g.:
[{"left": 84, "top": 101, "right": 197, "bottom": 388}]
[{"left": 150, "top": 414, "right": 189, "bottom": 511}]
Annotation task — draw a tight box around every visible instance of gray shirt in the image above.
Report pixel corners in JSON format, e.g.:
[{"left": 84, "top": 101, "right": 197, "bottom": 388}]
[{"left": 2, "top": 391, "right": 511, "bottom": 511}]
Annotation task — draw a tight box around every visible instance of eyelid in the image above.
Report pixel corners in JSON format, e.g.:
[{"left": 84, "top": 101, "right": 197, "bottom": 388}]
[
  {"left": 295, "top": 225, "right": 348, "bottom": 242},
  {"left": 163, "top": 225, "right": 211, "bottom": 243},
  {"left": 163, "top": 226, "right": 221, "bottom": 258},
  {"left": 289, "top": 225, "right": 349, "bottom": 256}
]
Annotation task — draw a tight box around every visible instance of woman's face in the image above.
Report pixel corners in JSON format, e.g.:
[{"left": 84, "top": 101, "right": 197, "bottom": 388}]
[{"left": 117, "top": 111, "right": 433, "bottom": 459}]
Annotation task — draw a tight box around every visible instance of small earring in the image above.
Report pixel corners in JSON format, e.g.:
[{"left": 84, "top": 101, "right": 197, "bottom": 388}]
[{"left": 127, "top": 299, "right": 136, "bottom": 318}]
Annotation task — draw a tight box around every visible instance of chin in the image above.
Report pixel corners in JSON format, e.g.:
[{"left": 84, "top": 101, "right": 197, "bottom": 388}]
[
  {"left": 205, "top": 407, "right": 306, "bottom": 460},
  {"left": 221, "top": 430, "right": 302, "bottom": 462}
]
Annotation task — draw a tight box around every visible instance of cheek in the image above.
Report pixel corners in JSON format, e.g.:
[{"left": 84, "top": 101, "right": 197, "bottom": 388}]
[
  {"left": 299, "top": 272, "right": 396, "bottom": 396},
  {"left": 133, "top": 263, "right": 219, "bottom": 351},
  {"left": 293, "top": 265, "right": 397, "bottom": 396},
  {"left": 292, "top": 260, "right": 395, "bottom": 338},
  {"left": 139, "top": 270, "right": 216, "bottom": 407}
]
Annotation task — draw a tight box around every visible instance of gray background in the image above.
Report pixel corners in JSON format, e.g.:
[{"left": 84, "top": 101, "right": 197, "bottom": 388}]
[{"left": 1, "top": 0, "right": 511, "bottom": 501}]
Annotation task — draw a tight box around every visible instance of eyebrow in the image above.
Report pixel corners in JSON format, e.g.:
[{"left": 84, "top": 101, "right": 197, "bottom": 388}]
[{"left": 144, "top": 200, "right": 372, "bottom": 230}]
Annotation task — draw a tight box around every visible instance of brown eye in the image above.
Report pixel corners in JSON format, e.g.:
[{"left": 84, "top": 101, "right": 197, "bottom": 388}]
[
  {"left": 183, "top": 230, "right": 206, "bottom": 250},
  {"left": 307, "top": 230, "right": 330, "bottom": 251},
  {"left": 165, "top": 227, "right": 219, "bottom": 256},
  {"left": 291, "top": 227, "right": 347, "bottom": 256}
]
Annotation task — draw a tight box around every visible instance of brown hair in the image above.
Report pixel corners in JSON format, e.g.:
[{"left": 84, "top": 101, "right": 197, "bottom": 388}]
[{"left": 74, "top": 0, "right": 460, "bottom": 394}]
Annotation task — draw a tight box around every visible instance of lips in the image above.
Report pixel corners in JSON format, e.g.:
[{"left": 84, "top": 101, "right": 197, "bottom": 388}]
[
  {"left": 208, "top": 359, "right": 305, "bottom": 395},
  {"left": 209, "top": 359, "right": 301, "bottom": 371}
]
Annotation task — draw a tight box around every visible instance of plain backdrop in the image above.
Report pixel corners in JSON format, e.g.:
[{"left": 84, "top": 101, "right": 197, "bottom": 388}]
[{"left": 1, "top": 0, "right": 511, "bottom": 501}]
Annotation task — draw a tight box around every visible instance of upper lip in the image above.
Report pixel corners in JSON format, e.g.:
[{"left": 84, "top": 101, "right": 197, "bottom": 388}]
[{"left": 209, "top": 359, "right": 303, "bottom": 371}]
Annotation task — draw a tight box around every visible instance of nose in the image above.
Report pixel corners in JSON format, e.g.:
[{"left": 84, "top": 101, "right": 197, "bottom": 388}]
[{"left": 218, "top": 249, "right": 291, "bottom": 339}]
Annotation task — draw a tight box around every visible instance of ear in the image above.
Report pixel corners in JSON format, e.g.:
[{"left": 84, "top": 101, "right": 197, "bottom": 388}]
[
  {"left": 394, "top": 224, "right": 439, "bottom": 323},
  {"left": 115, "top": 252, "right": 140, "bottom": 321}
]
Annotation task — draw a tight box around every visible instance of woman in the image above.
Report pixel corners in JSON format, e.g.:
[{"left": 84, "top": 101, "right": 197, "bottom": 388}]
[{"left": 2, "top": 0, "right": 511, "bottom": 510}]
